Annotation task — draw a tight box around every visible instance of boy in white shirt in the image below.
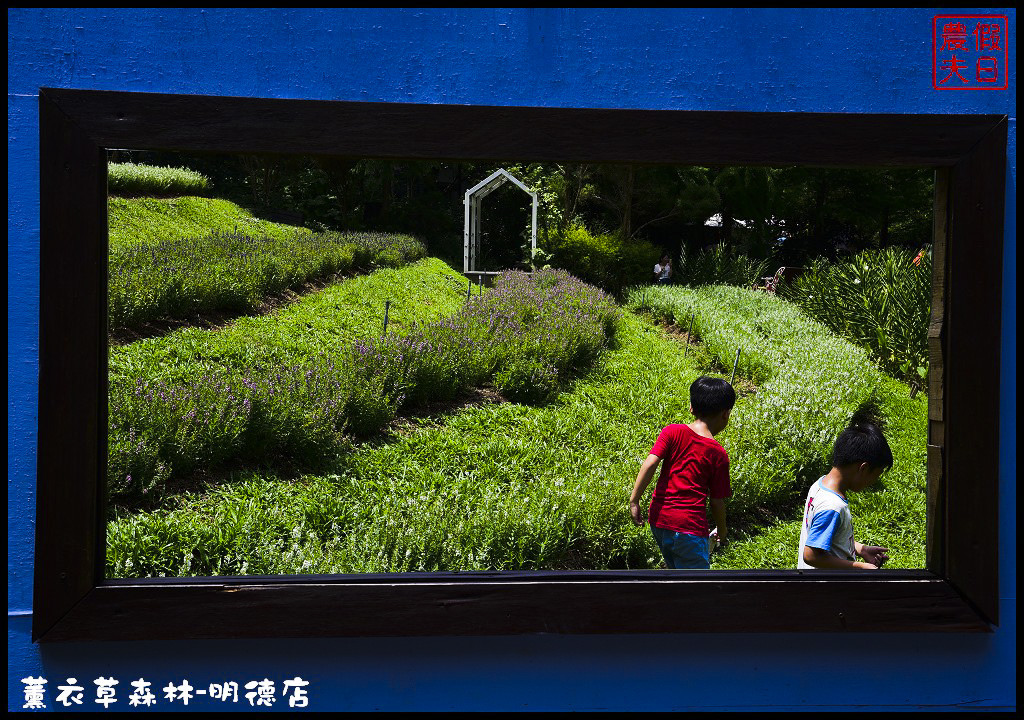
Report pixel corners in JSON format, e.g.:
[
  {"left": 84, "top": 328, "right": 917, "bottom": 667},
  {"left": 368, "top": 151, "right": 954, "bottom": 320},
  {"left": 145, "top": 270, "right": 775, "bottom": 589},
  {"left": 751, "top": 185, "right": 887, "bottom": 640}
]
[{"left": 798, "top": 420, "right": 892, "bottom": 570}]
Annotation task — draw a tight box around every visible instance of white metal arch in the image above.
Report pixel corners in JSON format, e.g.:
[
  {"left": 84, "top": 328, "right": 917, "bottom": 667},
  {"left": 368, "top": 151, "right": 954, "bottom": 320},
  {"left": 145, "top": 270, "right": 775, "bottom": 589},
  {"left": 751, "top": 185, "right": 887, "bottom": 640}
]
[{"left": 463, "top": 168, "right": 538, "bottom": 274}]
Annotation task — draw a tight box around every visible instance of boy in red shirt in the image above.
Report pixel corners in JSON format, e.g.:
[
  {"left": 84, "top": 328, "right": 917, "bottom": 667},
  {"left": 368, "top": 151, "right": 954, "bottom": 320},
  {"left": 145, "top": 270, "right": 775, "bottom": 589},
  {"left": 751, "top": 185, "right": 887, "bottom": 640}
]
[{"left": 629, "top": 376, "right": 735, "bottom": 569}]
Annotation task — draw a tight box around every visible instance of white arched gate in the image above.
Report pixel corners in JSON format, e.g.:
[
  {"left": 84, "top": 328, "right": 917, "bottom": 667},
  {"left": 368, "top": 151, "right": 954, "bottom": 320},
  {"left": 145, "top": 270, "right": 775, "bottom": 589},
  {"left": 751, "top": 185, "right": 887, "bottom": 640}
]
[{"left": 463, "top": 168, "right": 538, "bottom": 276}]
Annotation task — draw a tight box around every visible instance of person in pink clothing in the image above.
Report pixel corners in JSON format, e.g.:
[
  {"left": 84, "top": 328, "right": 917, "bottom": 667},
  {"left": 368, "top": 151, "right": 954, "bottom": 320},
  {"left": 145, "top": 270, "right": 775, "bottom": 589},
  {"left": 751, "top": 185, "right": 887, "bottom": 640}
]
[{"left": 629, "top": 376, "right": 735, "bottom": 569}]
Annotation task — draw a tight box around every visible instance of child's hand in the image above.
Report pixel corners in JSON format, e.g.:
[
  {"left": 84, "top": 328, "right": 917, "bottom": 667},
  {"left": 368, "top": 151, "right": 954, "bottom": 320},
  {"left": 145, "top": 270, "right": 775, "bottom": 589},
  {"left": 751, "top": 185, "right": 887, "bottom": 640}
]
[
  {"left": 858, "top": 545, "right": 890, "bottom": 568},
  {"left": 629, "top": 501, "right": 646, "bottom": 526}
]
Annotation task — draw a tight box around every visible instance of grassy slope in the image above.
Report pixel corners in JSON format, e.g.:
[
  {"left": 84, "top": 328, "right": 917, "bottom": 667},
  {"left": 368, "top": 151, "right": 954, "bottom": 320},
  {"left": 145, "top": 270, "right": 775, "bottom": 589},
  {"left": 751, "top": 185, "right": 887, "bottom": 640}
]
[
  {"left": 106, "top": 258, "right": 473, "bottom": 500},
  {"left": 107, "top": 312, "right": 705, "bottom": 576},
  {"left": 109, "top": 257, "right": 469, "bottom": 380},
  {"left": 108, "top": 196, "right": 306, "bottom": 250},
  {"left": 106, "top": 263, "right": 926, "bottom": 576}
]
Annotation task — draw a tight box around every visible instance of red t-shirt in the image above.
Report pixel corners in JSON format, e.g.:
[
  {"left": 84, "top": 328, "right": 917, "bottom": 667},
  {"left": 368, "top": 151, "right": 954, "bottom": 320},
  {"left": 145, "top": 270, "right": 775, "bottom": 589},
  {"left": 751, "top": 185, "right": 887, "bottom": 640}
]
[{"left": 648, "top": 424, "right": 731, "bottom": 537}]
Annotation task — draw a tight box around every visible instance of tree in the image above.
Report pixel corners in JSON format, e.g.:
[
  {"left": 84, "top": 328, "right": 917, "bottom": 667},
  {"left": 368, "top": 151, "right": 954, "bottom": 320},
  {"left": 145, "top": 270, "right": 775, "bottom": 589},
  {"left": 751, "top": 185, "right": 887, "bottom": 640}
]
[{"left": 712, "top": 166, "right": 778, "bottom": 258}]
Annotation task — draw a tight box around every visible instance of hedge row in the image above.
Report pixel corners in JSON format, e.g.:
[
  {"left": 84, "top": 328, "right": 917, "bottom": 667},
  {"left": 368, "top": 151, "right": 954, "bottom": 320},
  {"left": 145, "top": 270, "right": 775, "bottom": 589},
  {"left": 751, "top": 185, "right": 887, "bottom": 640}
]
[{"left": 110, "top": 229, "right": 427, "bottom": 331}]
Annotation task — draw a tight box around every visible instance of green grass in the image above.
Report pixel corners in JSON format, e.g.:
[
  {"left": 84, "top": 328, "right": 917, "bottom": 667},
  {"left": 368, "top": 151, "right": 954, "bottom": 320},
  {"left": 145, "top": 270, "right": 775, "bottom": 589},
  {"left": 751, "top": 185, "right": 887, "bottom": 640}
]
[
  {"left": 109, "top": 196, "right": 429, "bottom": 333},
  {"left": 711, "top": 374, "right": 927, "bottom": 569},
  {"left": 106, "top": 312, "right": 697, "bottom": 576},
  {"left": 108, "top": 258, "right": 472, "bottom": 499},
  {"left": 627, "top": 284, "right": 926, "bottom": 569},
  {"left": 107, "top": 264, "right": 620, "bottom": 504},
  {"left": 107, "top": 295, "right": 927, "bottom": 576},
  {"left": 676, "top": 243, "right": 771, "bottom": 288},
  {"left": 109, "top": 196, "right": 303, "bottom": 251},
  {"left": 628, "top": 284, "right": 883, "bottom": 520},
  {"left": 108, "top": 162, "right": 210, "bottom": 198},
  {"left": 110, "top": 257, "right": 468, "bottom": 378},
  {"left": 107, "top": 274, "right": 926, "bottom": 576}
]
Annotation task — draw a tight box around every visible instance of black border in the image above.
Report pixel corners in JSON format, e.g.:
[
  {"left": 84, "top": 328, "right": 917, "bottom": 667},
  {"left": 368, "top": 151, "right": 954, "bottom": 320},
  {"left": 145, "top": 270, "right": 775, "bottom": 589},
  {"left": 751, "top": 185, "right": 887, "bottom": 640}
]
[{"left": 34, "top": 89, "right": 1006, "bottom": 640}]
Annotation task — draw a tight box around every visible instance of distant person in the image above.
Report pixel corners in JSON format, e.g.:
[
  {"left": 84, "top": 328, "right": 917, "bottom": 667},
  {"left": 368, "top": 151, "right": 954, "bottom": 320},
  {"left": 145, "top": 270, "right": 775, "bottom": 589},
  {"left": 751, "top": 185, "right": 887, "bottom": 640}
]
[
  {"left": 653, "top": 255, "right": 673, "bottom": 284},
  {"left": 629, "top": 376, "right": 735, "bottom": 569},
  {"left": 798, "top": 420, "right": 893, "bottom": 570}
]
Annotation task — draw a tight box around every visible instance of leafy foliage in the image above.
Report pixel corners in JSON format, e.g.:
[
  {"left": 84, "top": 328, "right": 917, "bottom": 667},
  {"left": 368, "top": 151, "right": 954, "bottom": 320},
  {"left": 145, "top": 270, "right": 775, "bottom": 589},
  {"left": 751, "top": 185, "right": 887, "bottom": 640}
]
[
  {"left": 674, "top": 243, "right": 771, "bottom": 288},
  {"left": 543, "top": 221, "right": 660, "bottom": 296},
  {"left": 780, "top": 247, "right": 931, "bottom": 383},
  {"left": 113, "top": 153, "right": 934, "bottom": 269},
  {"left": 770, "top": 167, "right": 933, "bottom": 263}
]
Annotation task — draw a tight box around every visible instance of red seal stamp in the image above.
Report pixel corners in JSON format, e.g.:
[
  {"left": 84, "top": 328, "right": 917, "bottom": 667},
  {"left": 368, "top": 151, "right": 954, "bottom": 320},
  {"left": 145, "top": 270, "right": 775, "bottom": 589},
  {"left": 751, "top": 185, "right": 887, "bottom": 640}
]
[{"left": 933, "top": 15, "right": 1009, "bottom": 90}]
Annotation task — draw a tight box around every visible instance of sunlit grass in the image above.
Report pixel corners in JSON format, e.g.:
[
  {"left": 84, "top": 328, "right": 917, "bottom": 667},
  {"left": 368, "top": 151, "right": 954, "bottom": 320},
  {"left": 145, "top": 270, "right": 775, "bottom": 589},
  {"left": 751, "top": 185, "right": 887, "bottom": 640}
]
[
  {"left": 108, "top": 163, "right": 210, "bottom": 198},
  {"left": 108, "top": 196, "right": 298, "bottom": 249},
  {"left": 629, "top": 284, "right": 926, "bottom": 569},
  {"left": 107, "top": 313, "right": 691, "bottom": 576},
  {"left": 109, "top": 196, "right": 427, "bottom": 333},
  {"left": 107, "top": 278, "right": 926, "bottom": 576},
  {"left": 107, "top": 264, "right": 620, "bottom": 504}
]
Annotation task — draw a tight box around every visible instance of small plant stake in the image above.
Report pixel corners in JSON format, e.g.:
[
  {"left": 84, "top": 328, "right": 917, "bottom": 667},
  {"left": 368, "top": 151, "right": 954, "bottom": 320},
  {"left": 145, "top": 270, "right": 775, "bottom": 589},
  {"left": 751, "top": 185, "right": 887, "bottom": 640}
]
[
  {"left": 382, "top": 300, "right": 390, "bottom": 338},
  {"left": 478, "top": 274, "right": 483, "bottom": 296},
  {"left": 683, "top": 312, "right": 695, "bottom": 358},
  {"left": 467, "top": 279, "right": 473, "bottom": 301},
  {"left": 730, "top": 347, "right": 741, "bottom": 385}
]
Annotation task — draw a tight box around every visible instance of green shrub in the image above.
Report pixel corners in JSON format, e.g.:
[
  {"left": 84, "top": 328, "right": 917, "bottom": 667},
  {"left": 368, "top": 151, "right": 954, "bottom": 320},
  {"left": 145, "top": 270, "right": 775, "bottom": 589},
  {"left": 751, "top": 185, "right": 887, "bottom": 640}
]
[
  {"left": 544, "top": 222, "right": 660, "bottom": 296},
  {"left": 780, "top": 247, "right": 930, "bottom": 384},
  {"left": 108, "top": 162, "right": 210, "bottom": 197},
  {"left": 676, "top": 243, "right": 771, "bottom": 288},
  {"left": 493, "top": 356, "right": 560, "bottom": 404}
]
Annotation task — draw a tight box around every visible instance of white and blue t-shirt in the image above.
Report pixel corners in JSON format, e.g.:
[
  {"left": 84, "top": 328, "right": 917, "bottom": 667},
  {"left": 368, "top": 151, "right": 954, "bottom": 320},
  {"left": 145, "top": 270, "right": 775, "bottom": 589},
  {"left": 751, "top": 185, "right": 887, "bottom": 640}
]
[{"left": 797, "top": 477, "right": 855, "bottom": 569}]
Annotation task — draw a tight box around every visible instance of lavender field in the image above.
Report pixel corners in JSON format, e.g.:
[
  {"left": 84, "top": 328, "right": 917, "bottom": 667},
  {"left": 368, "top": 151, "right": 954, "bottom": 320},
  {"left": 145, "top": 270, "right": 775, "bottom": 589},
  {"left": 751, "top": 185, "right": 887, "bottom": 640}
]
[
  {"left": 104, "top": 189, "right": 925, "bottom": 576},
  {"left": 108, "top": 262, "right": 620, "bottom": 503},
  {"left": 107, "top": 259, "right": 926, "bottom": 576},
  {"left": 110, "top": 227, "right": 427, "bottom": 333}
]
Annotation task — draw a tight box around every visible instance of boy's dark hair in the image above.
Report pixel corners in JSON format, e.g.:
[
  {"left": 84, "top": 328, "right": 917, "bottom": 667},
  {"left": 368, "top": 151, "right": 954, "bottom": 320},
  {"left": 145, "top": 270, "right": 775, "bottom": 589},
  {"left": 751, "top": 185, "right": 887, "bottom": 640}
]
[
  {"left": 831, "top": 421, "right": 894, "bottom": 470},
  {"left": 689, "top": 376, "right": 736, "bottom": 417}
]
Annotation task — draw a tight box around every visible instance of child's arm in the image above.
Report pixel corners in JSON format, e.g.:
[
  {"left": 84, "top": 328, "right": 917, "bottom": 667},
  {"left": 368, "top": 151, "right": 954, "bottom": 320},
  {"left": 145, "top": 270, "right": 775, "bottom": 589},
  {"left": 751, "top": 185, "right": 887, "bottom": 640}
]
[
  {"left": 802, "top": 545, "right": 880, "bottom": 570},
  {"left": 709, "top": 498, "right": 727, "bottom": 545},
  {"left": 629, "top": 454, "right": 661, "bottom": 526},
  {"left": 854, "top": 541, "right": 890, "bottom": 568}
]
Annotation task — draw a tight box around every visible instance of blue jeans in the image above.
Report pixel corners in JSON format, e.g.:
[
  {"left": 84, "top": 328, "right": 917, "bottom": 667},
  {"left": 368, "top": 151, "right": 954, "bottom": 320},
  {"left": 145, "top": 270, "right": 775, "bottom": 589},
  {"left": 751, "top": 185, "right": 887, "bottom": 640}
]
[{"left": 651, "top": 526, "right": 710, "bottom": 569}]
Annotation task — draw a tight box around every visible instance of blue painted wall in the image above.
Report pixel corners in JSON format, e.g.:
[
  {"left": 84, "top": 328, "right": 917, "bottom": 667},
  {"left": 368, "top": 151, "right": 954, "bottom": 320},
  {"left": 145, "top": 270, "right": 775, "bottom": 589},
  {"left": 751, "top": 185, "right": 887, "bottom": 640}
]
[{"left": 8, "top": 8, "right": 1016, "bottom": 711}]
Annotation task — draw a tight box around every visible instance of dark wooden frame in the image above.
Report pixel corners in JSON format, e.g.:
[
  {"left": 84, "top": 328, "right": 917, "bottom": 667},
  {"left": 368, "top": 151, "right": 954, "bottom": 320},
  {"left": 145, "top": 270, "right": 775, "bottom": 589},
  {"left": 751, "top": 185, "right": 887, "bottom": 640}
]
[{"left": 34, "top": 89, "right": 1006, "bottom": 641}]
